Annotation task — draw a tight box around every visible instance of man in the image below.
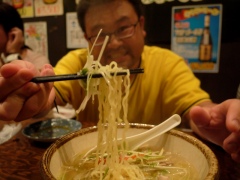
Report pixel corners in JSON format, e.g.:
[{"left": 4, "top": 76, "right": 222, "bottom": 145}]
[{"left": 0, "top": 0, "right": 239, "bottom": 162}]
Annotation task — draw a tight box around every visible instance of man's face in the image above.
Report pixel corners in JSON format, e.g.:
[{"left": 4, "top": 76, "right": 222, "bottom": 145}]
[
  {"left": 84, "top": 0, "right": 146, "bottom": 69},
  {"left": 0, "top": 25, "right": 7, "bottom": 54}
]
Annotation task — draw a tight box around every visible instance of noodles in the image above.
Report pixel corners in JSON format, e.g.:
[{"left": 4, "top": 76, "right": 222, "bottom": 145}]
[{"left": 75, "top": 35, "right": 144, "bottom": 179}]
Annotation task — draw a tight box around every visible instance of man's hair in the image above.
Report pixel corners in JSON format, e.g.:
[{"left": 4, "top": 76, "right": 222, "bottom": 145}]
[
  {"left": 76, "top": 0, "right": 143, "bottom": 33},
  {"left": 0, "top": 2, "right": 24, "bottom": 34}
]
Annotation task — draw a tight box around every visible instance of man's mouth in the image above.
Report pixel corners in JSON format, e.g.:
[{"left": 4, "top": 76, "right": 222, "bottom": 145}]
[{"left": 108, "top": 51, "right": 128, "bottom": 61}]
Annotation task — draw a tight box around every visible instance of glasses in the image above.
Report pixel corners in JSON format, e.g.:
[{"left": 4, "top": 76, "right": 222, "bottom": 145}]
[{"left": 87, "top": 21, "right": 139, "bottom": 46}]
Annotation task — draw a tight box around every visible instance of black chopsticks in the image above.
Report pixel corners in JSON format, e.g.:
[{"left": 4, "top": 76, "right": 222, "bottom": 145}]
[{"left": 31, "top": 68, "right": 144, "bottom": 83}]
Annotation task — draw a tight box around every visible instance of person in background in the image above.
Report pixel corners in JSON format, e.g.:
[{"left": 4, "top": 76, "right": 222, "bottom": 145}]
[
  {"left": 0, "top": 2, "right": 51, "bottom": 144},
  {"left": 0, "top": 2, "right": 49, "bottom": 68},
  {"left": 0, "top": 0, "right": 240, "bottom": 163}
]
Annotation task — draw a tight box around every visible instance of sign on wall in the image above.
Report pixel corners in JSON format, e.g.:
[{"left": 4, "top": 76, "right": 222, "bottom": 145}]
[
  {"left": 34, "top": 0, "right": 63, "bottom": 17},
  {"left": 24, "top": 21, "right": 48, "bottom": 58},
  {"left": 3, "top": 0, "right": 34, "bottom": 18},
  {"left": 171, "top": 4, "right": 222, "bottom": 73},
  {"left": 66, "top": 12, "right": 88, "bottom": 49}
]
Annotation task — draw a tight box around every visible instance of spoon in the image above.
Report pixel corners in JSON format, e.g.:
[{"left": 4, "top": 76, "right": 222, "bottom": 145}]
[{"left": 83, "top": 114, "right": 181, "bottom": 157}]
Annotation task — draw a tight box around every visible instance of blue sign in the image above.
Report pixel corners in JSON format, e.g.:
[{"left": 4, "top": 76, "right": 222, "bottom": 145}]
[{"left": 171, "top": 4, "right": 222, "bottom": 73}]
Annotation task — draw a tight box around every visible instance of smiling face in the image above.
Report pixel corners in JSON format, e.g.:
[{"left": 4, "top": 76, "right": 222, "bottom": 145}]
[{"left": 84, "top": 0, "right": 146, "bottom": 69}]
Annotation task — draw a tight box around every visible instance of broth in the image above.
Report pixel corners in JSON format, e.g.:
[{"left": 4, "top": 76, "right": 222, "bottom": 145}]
[{"left": 59, "top": 147, "right": 199, "bottom": 180}]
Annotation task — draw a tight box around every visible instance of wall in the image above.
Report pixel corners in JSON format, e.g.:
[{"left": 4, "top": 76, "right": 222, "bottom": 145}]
[
  {"left": 22, "top": 0, "right": 77, "bottom": 66},
  {"left": 1, "top": 0, "right": 239, "bottom": 103},
  {"left": 143, "top": 0, "right": 240, "bottom": 103}
]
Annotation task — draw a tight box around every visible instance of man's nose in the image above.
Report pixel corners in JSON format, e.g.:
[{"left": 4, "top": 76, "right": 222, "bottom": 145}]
[{"left": 107, "top": 34, "right": 123, "bottom": 47}]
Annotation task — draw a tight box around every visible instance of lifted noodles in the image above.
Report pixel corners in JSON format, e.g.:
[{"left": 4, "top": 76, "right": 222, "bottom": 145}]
[{"left": 76, "top": 34, "right": 144, "bottom": 179}]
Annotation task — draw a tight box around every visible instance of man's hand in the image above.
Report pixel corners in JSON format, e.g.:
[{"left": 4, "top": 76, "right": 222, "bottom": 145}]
[
  {"left": 0, "top": 60, "right": 55, "bottom": 121},
  {"left": 189, "top": 99, "right": 240, "bottom": 162}
]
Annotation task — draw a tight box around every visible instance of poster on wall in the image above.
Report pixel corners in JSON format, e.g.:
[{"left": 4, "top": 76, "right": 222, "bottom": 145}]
[
  {"left": 24, "top": 22, "right": 48, "bottom": 58},
  {"left": 171, "top": 4, "right": 222, "bottom": 73},
  {"left": 66, "top": 12, "right": 88, "bottom": 49},
  {"left": 3, "top": 0, "right": 34, "bottom": 18},
  {"left": 34, "top": 0, "right": 63, "bottom": 17}
]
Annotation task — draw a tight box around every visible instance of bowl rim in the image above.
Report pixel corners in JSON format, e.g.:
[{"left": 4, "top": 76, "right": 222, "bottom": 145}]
[{"left": 40, "top": 123, "right": 219, "bottom": 179}]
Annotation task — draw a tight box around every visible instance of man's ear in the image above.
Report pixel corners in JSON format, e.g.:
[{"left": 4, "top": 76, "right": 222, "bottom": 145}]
[{"left": 139, "top": 16, "right": 146, "bottom": 37}]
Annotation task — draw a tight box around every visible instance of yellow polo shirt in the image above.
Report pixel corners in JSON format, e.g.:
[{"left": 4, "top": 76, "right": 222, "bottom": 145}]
[{"left": 54, "top": 46, "right": 210, "bottom": 125}]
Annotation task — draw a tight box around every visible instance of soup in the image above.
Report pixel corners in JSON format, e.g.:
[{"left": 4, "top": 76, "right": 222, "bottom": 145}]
[
  {"left": 59, "top": 147, "right": 199, "bottom": 179},
  {"left": 41, "top": 125, "right": 218, "bottom": 179}
]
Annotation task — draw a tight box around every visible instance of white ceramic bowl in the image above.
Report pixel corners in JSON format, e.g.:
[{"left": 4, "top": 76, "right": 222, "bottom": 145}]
[{"left": 40, "top": 123, "right": 219, "bottom": 179}]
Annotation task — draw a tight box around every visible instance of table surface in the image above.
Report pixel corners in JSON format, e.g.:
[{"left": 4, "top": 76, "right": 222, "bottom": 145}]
[{"left": 0, "top": 119, "right": 240, "bottom": 180}]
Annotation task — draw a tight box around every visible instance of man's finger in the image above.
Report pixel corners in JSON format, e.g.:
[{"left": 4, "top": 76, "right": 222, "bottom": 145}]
[{"left": 0, "top": 82, "right": 40, "bottom": 120}]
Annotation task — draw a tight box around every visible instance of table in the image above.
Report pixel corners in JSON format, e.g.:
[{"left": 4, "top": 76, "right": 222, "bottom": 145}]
[{"left": 0, "top": 120, "right": 240, "bottom": 180}]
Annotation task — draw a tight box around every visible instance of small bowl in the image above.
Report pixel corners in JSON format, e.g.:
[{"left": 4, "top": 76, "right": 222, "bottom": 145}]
[
  {"left": 22, "top": 118, "right": 82, "bottom": 142},
  {"left": 40, "top": 123, "right": 219, "bottom": 179}
]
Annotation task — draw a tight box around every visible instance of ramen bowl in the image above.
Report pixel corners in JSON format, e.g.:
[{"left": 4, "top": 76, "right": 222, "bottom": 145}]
[{"left": 40, "top": 123, "right": 219, "bottom": 179}]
